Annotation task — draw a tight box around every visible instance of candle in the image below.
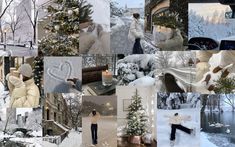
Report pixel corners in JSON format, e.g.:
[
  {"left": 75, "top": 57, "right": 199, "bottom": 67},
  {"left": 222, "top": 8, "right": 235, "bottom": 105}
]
[{"left": 102, "top": 70, "right": 113, "bottom": 86}]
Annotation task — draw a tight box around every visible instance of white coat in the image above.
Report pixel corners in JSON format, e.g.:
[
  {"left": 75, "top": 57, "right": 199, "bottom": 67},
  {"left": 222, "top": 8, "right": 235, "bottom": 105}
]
[
  {"left": 128, "top": 18, "right": 144, "bottom": 42},
  {"left": 8, "top": 77, "right": 40, "bottom": 108}
]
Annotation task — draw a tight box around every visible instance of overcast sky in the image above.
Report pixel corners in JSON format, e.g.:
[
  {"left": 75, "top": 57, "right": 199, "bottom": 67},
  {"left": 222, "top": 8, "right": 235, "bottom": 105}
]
[
  {"left": 189, "top": 3, "right": 230, "bottom": 18},
  {"left": 115, "top": 0, "right": 144, "bottom": 8},
  {"left": 83, "top": 96, "right": 117, "bottom": 109}
]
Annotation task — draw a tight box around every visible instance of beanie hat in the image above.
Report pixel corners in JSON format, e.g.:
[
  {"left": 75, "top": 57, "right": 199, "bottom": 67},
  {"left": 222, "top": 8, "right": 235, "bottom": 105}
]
[{"left": 18, "top": 64, "right": 33, "bottom": 78}]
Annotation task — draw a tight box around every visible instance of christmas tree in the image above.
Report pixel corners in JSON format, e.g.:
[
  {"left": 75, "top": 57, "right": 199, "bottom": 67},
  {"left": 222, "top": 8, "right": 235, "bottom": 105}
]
[
  {"left": 39, "top": 0, "right": 79, "bottom": 56},
  {"left": 126, "top": 89, "right": 148, "bottom": 136},
  {"left": 33, "top": 51, "right": 44, "bottom": 95},
  {"left": 79, "top": 0, "right": 93, "bottom": 23}
]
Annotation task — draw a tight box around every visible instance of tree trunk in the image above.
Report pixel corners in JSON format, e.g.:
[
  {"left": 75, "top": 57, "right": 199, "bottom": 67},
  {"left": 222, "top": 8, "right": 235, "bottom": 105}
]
[{"left": 33, "top": 25, "right": 36, "bottom": 44}]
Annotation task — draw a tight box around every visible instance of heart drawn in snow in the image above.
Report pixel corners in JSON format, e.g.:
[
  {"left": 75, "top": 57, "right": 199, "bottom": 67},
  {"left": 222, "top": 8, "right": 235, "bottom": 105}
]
[{"left": 47, "top": 61, "right": 72, "bottom": 81}]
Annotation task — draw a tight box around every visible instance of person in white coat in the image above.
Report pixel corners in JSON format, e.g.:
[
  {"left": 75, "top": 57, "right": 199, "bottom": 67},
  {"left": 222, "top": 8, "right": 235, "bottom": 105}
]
[
  {"left": 7, "top": 64, "right": 40, "bottom": 108},
  {"left": 89, "top": 109, "right": 101, "bottom": 146},
  {"left": 165, "top": 113, "right": 195, "bottom": 146},
  {"left": 128, "top": 13, "right": 144, "bottom": 54}
]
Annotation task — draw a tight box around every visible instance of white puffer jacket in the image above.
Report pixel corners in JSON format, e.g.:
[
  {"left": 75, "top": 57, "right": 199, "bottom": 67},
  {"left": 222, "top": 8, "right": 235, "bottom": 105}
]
[
  {"left": 7, "top": 75, "right": 27, "bottom": 107},
  {"left": 165, "top": 115, "right": 191, "bottom": 125},
  {"left": 128, "top": 18, "right": 144, "bottom": 42},
  {"left": 8, "top": 77, "right": 40, "bottom": 108}
]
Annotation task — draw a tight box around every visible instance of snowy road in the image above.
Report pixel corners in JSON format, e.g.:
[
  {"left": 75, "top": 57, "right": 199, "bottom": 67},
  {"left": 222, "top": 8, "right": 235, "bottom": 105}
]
[
  {"left": 82, "top": 116, "right": 117, "bottom": 147},
  {"left": 0, "top": 45, "right": 37, "bottom": 56}
]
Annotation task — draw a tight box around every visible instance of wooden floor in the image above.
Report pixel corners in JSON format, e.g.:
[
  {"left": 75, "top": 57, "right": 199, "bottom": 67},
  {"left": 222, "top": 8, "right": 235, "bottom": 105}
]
[{"left": 117, "top": 137, "right": 157, "bottom": 147}]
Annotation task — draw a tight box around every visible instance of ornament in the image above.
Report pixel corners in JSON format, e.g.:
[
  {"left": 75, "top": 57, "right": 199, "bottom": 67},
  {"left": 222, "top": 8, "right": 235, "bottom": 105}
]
[
  {"left": 54, "top": 25, "right": 60, "bottom": 30},
  {"left": 68, "top": 10, "right": 73, "bottom": 15},
  {"left": 74, "top": 8, "right": 79, "bottom": 14}
]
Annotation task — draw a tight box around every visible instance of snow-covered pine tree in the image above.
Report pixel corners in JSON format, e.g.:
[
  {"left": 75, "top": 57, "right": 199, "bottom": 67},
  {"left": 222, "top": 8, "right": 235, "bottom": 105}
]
[
  {"left": 214, "top": 77, "right": 235, "bottom": 94},
  {"left": 79, "top": 0, "right": 93, "bottom": 23},
  {"left": 39, "top": 0, "right": 79, "bottom": 56},
  {"left": 33, "top": 51, "right": 43, "bottom": 95},
  {"left": 126, "top": 89, "right": 148, "bottom": 136}
]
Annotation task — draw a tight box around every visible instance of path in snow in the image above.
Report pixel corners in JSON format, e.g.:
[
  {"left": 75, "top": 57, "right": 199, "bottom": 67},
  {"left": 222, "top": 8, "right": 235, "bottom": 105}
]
[{"left": 82, "top": 116, "right": 117, "bottom": 147}]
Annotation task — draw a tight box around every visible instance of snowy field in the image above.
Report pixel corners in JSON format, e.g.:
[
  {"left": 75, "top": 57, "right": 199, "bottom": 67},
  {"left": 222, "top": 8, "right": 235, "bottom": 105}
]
[
  {"left": 42, "top": 130, "right": 82, "bottom": 147},
  {"left": 189, "top": 3, "right": 235, "bottom": 40},
  {"left": 82, "top": 116, "right": 117, "bottom": 147},
  {"left": 157, "top": 109, "right": 200, "bottom": 147}
]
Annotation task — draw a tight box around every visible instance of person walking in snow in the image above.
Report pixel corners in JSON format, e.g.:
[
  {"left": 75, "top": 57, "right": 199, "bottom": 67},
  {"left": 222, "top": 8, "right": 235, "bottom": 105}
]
[
  {"left": 165, "top": 113, "right": 195, "bottom": 146},
  {"left": 89, "top": 109, "right": 101, "bottom": 146},
  {"left": 128, "top": 13, "right": 144, "bottom": 54}
]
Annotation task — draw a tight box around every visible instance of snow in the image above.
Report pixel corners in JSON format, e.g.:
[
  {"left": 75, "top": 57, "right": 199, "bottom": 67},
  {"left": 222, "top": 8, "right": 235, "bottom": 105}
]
[
  {"left": 157, "top": 109, "right": 200, "bottom": 147},
  {"left": 87, "top": 0, "right": 110, "bottom": 31},
  {"left": 10, "top": 137, "right": 42, "bottom": 147},
  {"left": 189, "top": 4, "right": 235, "bottom": 40},
  {"left": 201, "top": 132, "right": 217, "bottom": 147},
  {"left": 129, "top": 76, "right": 155, "bottom": 86},
  {"left": 0, "top": 50, "right": 9, "bottom": 56},
  {"left": 0, "top": 82, "right": 10, "bottom": 109},
  {"left": 42, "top": 130, "right": 82, "bottom": 147}
]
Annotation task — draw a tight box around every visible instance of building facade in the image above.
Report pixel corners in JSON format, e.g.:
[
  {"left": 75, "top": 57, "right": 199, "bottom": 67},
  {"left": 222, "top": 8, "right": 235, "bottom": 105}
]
[{"left": 43, "top": 93, "right": 71, "bottom": 136}]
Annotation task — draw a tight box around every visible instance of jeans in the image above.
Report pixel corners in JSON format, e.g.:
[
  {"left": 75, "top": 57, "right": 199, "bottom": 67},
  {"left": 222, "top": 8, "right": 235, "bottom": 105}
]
[
  {"left": 170, "top": 124, "right": 191, "bottom": 141},
  {"left": 91, "top": 124, "right": 98, "bottom": 144},
  {"left": 132, "top": 38, "right": 144, "bottom": 54}
]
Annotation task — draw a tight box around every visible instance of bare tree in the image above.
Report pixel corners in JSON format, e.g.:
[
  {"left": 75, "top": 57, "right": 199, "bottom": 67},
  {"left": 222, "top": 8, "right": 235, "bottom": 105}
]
[
  {"left": 0, "top": 0, "right": 14, "bottom": 42},
  {"left": 155, "top": 51, "right": 172, "bottom": 69},
  {"left": 64, "top": 93, "right": 82, "bottom": 131},
  {"left": 23, "top": 0, "right": 38, "bottom": 43},
  {"left": 6, "top": 9, "right": 22, "bottom": 43},
  {"left": 222, "top": 94, "right": 235, "bottom": 111},
  {"left": 0, "top": 0, "right": 14, "bottom": 19}
]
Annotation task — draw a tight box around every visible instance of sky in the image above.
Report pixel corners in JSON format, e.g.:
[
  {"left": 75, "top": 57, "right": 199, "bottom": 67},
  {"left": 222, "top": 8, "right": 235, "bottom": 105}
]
[
  {"left": 83, "top": 96, "right": 117, "bottom": 109},
  {"left": 189, "top": 3, "right": 230, "bottom": 18},
  {"left": 115, "top": 0, "right": 144, "bottom": 8},
  {"left": 16, "top": 108, "right": 32, "bottom": 116}
]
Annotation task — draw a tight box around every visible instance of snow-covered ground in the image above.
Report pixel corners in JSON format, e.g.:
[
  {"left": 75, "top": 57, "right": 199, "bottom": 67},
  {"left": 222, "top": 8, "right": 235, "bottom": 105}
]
[
  {"left": 111, "top": 16, "right": 159, "bottom": 54},
  {"left": 189, "top": 4, "right": 235, "bottom": 40},
  {"left": 157, "top": 109, "right": 200, "bottom": 147},
  {"left": 201, "top": 132, "right": 217, "bottom": 147},
  {"left": 87, "top": 0, "right": 110, "bottom": 31},
  {"left": 0, "top": 82, "right": 10, "bottom": 109},
  {"left": 201, "top": 132, "right": 235, "bottom": 147},
  {"left": 42, "top": 130, "right": 82, "bottom": 147},
  {"left": 82, "top": 116, "right": 117, "bottom": 147}
]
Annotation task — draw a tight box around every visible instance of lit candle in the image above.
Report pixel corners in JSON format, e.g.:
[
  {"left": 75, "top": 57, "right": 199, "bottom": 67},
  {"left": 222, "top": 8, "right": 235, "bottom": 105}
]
[{"left": 102, "top": 70, "right": 113, "bottom": 86}]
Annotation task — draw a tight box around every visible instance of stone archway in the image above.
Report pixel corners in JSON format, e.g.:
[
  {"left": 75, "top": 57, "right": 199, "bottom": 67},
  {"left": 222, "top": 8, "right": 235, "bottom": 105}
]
[{"left": 164, "top": 73, "right": 184, "bottom": 93}]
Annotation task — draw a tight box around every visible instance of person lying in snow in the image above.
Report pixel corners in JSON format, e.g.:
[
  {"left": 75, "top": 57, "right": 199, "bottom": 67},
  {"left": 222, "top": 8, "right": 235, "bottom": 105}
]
[
  {"left": 165, "top": 113, "right": 196, "bottom": 146},
  {"left": 6, "top": 64, "right": 40, "bottom": 108}
]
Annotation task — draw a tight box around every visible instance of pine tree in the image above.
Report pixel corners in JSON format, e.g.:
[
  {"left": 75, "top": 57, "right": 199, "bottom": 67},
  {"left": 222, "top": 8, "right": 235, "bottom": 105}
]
[
  {"left": 126, "top": 89, "right": 148, "bottom": 136},
  {"left": 39, "top": 0, "right": 79, "bottom": 56},
  {"left": 79, "top": 0, "right": 93, "bottom": 23},
  {"left": 33, "top": 51, "right": 43, "bottom": 95},
  {"left": 214, "top": 77, "right": 235, "bottom": 94}
]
